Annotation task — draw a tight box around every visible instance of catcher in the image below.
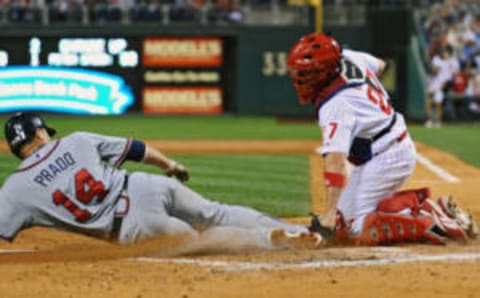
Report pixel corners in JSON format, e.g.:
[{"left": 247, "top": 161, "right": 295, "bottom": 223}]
[{"left": 288, "top": 32, "right": 478, "bottom": 246}]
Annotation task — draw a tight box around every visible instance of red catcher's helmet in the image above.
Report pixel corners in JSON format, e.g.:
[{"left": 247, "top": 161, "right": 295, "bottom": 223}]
[{"left": 288, "top": 33, "right": 342, "bottom": 104}]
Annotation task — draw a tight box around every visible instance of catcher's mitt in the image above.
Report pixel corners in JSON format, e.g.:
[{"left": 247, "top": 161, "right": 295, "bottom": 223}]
[{"left": 309, "top": 212, "right": 336, "bottom": 243}]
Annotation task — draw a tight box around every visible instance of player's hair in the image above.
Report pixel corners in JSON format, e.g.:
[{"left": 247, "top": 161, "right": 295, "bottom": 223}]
[{"left": 4, "top": 112, "right": 57, "bottom": 159}]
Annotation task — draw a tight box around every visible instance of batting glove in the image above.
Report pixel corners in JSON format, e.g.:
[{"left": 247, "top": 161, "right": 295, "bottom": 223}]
[{"left": 165, "top": 161, "right": 190, "bottom": 182}]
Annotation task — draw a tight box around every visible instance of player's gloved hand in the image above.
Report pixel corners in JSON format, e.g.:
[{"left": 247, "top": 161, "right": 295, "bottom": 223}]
[
  {"left": 308, "top": 212, "right": 336, "bottom": 243},
  {"left": 165, "top": 161, "right": 190, "bottom": 182}
]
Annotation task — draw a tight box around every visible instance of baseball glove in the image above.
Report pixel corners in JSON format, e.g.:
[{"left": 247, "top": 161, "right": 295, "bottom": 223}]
[
  {"left": 309, "top": 212, "right": 336, "bottom": 243},
  {"left": 165, "top": 161, "right": 190, "bottom": 182}
]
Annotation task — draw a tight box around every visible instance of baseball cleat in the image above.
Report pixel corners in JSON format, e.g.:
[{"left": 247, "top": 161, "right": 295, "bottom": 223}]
[
  {"left": 421, "top": 198, "right": 469, "bottom": 242},
  {"left": 437, "top": 196, "right": 479, "bottom": 238},
  {"left": 269, "top": 228, "right": 325, "bottom": 250}
]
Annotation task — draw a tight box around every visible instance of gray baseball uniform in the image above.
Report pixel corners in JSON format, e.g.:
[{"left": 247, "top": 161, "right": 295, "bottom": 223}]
[{"left": 0, "top": 132, "right": 305, "bottom": 245}]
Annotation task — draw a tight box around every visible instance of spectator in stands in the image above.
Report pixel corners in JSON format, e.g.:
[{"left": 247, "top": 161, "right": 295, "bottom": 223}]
[
  {"left": 208, "top": 0, "right": 243, "bottom": 24},
  {"left": 49, "top": 0, "right": 83, "bottom": 22},
  {"left": 446, "top": 23, "right": 464, "bottom": 57},
  {"left": 473, "top": 50, "right": 480, "bottom": 77},
  {"left": 6, "top": 0, "right": 44, "bottom": 23},
  {"left": 467, "top": 72, "right": 480, "bottom": 114},
  {"left": 459, "top": 29, "right": 480, "bottom": 66},
  {"left": 445, "top": 62, "right": 473, "bottom": 119},
  {"left": 422, "top": 1, "right": 480, "bottom": 121},
  {"left": 451, "top": 63, "right": 471, "bottom": 95},
  {"left": 170, "top": 0, "right": 205, "bottom": 22},
  {"left": 425, "top": 45, "right": 459, "bottom": 128},
  {"left": 87, "top": 0, "right": 128, "bottom": 23}
]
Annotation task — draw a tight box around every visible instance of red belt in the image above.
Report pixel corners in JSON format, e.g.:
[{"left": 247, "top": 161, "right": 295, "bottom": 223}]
[{"left": 397, "top": 130, "right": 408, "bottom": 142}]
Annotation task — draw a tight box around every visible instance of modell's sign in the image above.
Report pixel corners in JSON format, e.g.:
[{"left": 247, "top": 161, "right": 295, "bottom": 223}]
[
  {"left": 143, "top": 37, "right": 223, "bottom": 67},
  {"left": 143, "top": 87, "right": 222, "bottom": 114}
]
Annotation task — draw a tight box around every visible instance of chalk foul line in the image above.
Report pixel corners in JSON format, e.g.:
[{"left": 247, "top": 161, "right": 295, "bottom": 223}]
[
  {"left": 416, "top": 153, "right": 460, "bottom": 183},
  {"left": 0, "top": 247, "right": 478, "bottom": 272},
  {"left": 133, "top": 251, "right": 480, "bottom": 272},
  {"left": 0, "top": 249, "right": 35, "bottom": 253}
]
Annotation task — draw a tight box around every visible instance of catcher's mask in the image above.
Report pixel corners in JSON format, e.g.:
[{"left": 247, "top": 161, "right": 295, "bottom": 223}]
[
  {"left": 4, "top": 112, "right": 56, "bottom": 159},
  {"left": 287, "top": 33, "right": 342, "bottom": 104}
]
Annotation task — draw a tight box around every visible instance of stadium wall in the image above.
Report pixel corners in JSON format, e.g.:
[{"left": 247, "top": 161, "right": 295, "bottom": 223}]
[{"left": 0, "top": 8, "right": 413, "bottom": 117}]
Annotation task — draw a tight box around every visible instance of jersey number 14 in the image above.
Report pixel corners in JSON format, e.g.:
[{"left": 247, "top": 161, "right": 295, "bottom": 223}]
[{"left": 52, "top": 169, "right": 108, "bottom": 223}]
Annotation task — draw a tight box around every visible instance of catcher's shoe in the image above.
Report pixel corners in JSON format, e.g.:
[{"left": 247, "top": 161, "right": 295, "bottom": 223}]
[
  {"left": 420, "top": 198, "right": 469, "bottom": 242},
  {"left": 269, "top": 228, "right": 325, "bottom": 250},
  {"left": 437, "top": 195, "right": 479, "bottom": 238}
]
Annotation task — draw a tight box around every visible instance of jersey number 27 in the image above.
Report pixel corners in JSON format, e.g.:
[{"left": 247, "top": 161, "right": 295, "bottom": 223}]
[{"left": 52, "top": 169, "right": 108, "bottom": 223}]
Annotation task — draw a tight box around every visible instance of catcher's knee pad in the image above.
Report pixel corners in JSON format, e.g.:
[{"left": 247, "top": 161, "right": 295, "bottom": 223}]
[
  {"left": 354, "top": 212, "right": 445, "bottom": 246},
  {"left": 377, "top": 187, "right": 432, "bottom": 215}
]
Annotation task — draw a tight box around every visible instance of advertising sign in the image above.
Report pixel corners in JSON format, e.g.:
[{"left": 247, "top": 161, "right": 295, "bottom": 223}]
[
  {"left": 0, "top": 36, "right": 141, "bottom": 114},
  {"left": 143, "top": 37, "right": 223, "bottom": 67},
  {"left": 0, "top": 67, "right": 133, "bottom": 114},
  {"left": 143, "top": 87, "right": 222, "bottom": 114},
  {"left": 142, "top": 37, "right": 225, "bottom": 114},
  {"left": 0, "top": 35, "right": 227, "bottom": 115}
]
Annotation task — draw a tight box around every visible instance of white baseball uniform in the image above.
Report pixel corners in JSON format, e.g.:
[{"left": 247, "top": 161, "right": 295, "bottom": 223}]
[
  {"left": 318, "top": 49, "right": 417, "bottom": 234},
  {"left": 0, "top": 132, "right": 307, "bottom": 246},
  {"left": 428, "top": 55, "right": 459, "bottom": 103}
]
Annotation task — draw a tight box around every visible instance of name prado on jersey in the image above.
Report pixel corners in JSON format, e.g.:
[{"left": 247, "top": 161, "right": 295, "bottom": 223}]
[
  {"left": 0, "top": 112, "right": 325, "bottom": 251},
  {"left": 33, "top": 152, "right": 76, "bottom": 187}
]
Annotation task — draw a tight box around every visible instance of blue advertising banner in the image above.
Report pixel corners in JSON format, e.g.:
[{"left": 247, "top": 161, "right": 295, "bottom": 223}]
[{"left": 0, "top": 67, "right": 134, "bottom": 114}]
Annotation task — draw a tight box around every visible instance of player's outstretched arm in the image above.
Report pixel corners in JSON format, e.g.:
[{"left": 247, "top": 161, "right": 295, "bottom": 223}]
[
  {"left": 321, "top": 152, "right": 348, "bottom": 228},
  {"left": 143, "top": 145, "right": 190, "bottom": 182}
]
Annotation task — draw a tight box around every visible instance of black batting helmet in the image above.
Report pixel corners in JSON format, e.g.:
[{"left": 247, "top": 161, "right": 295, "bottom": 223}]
[{"left": 4, "top": 112, "right": 56, "bottom": 159}]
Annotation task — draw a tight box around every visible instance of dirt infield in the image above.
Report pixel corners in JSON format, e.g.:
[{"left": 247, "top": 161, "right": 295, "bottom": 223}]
[{"left": 1, "top": 140, "right": 480, "bottom": 298}]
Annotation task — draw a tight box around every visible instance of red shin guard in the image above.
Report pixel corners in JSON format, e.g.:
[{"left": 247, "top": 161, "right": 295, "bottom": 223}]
[
  {"left": 377, "top": 187, "right": 432, "bottom": 215},
  {"left": 354, "top": 212, "right": 445, "bottom": 246}
]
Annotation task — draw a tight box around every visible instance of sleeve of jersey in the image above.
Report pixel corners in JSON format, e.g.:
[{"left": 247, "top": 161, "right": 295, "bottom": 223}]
[
  {"left": 79, "top": 132, "right": 145, "bottom": 167},
  {"left": 113, "top": 138, "right": 146, "bottom": 167},
  {"left": 343, "top": 49, "right": 380, "bottom": 75},
  {"left": 319, "top": 101, "right": 356, "bottom": 156}
]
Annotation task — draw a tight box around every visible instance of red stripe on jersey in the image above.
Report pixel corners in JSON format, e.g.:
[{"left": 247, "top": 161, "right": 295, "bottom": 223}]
[
  {"left": 397, "top": 130, "right": 408, "bottom": 142},
  {"left": 16, "top": 140, "right": 61, "bottom": 172},
  {"left": 114, "top": 138, "right": 132, "bottom": 167}
]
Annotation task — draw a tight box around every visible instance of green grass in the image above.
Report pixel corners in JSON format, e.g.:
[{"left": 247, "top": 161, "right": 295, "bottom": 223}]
[
  {"left": 409, "top": 124, "right": 480, "bottom": 167},
  {"left": 1, "top": 115, "right": 480, "bottom": 217},
  {"left": 0, "top": 152, "right": 311, "bottom": 217},
  {"left": 0, "top": 115, "right": 322, "bottom": 140},
  {"left": 123, "top": 154, "right": 311, "bottom": 217}
]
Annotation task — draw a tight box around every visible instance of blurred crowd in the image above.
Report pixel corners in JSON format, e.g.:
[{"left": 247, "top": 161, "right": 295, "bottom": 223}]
[
  {"left": 0, "top": 0, "right": 244, "bottom": 24},
  {"left": 423, "top": 0, "right": 480, "bottom": 125}
]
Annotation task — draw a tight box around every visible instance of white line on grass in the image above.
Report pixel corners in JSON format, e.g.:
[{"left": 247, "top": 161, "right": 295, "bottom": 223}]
[
  {"left": 416, "top": 153, "right": 460, "bottom": 183},
  {"left": 133, "top": 252, "right": 480, "bottom": 272}
]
